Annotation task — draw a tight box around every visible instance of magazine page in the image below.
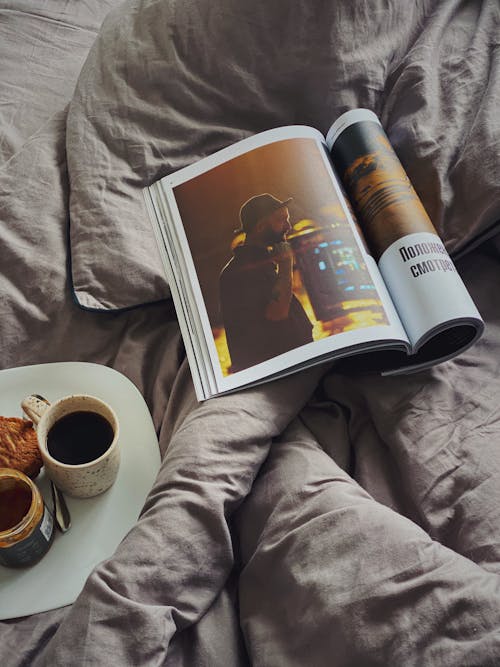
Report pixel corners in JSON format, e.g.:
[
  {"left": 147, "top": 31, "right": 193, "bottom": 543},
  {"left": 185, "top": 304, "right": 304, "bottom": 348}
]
[
  {"left": 144, "top": 187, "right": 216, "bottom": 400},
  {"left": 149, "top": 126, "right": 411, "bottom": 399},
  {"left": 326, "top": 109, "right": 484, "bottom": 362}
]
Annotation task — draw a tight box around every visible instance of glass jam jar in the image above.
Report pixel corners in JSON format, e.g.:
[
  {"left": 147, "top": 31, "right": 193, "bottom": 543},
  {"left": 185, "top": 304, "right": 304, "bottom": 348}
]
[{"left": 0, "top": 468, "right": 54, "bottom": 568}]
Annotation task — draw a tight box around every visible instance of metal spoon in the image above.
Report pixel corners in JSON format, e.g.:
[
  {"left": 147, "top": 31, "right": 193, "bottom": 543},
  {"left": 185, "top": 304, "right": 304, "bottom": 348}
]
[{"left": 50, "top": 481, "right": 72, "bottom": 533}]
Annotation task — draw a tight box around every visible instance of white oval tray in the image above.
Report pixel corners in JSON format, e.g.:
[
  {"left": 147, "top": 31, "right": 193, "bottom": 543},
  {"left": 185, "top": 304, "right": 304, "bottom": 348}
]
[{"left": 0, "top": 362, "right": 160, "bottom": 620}]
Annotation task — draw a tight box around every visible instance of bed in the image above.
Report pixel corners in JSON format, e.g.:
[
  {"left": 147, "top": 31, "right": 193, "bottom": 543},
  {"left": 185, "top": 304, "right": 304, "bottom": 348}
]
[{"left": 1, "top": 0, "right": 500, "bottom": 664}]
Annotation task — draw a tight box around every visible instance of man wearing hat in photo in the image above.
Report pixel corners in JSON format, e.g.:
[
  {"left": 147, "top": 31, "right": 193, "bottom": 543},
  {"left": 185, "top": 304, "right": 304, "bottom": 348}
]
[{"left": 219, "top": 193, "right": 313, "bottom": 372}]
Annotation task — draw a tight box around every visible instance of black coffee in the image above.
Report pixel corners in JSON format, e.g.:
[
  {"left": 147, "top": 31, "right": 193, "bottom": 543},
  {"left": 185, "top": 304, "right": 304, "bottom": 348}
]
[{"left": 47, "top": 411, "right": 114, "bottom": 465}]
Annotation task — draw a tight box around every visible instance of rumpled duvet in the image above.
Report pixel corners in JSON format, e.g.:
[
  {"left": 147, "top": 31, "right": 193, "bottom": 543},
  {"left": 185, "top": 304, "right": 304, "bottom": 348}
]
[{"left": 1, "top": 1, "right": 500, "bottom": 665}]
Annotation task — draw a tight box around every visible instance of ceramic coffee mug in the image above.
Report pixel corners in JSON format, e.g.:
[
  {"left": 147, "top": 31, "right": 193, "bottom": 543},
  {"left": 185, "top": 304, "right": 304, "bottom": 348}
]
[{"left": 21, "top": 394, "right": 120, "bottom": 498}]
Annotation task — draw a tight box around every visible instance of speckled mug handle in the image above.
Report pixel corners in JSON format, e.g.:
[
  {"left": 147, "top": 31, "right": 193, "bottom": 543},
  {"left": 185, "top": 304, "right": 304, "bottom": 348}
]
[{"left": 21, "top": 394, "right": 51, "bottom": 426}]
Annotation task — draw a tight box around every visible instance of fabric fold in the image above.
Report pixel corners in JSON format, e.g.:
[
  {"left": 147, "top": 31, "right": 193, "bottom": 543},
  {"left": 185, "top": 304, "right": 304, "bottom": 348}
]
[
  {"left": 237, "top": 418, "right": 500, "bottom": 667},
  {"left": 40, "top": 366, "right": 325, "bottom": 665}
]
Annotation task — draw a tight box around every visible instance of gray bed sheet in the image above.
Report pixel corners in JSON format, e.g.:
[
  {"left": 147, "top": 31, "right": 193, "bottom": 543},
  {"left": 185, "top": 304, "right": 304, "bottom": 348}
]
[{"left": 1, "top": 1, "right": 500, "bottom": 666}]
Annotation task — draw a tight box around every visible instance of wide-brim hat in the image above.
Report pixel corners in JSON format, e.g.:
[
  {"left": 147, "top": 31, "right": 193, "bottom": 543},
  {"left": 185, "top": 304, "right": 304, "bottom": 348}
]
[{"left": 235, "top": 193, "right": 293, "bottom": 234}]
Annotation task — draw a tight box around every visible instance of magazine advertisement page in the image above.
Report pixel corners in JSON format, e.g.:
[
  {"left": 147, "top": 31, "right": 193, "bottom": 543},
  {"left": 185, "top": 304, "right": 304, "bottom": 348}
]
[
  {"left": 150, "top": 126, "right": 409, "bottom": 399},
  {"left": 327, "top": 109, "right": 484, "bottom": 359}
]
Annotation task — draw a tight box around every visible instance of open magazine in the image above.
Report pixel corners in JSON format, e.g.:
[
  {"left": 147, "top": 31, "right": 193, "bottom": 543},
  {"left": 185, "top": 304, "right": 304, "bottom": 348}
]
[{"left": 144, "top": 109, "right": 484, "bottom": 401}]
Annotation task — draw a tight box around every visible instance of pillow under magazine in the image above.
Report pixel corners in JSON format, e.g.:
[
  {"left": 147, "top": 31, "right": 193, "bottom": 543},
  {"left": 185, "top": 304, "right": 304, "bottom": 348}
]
[{"left": 67, "top": 0, "right": 500, "bottom": 311}]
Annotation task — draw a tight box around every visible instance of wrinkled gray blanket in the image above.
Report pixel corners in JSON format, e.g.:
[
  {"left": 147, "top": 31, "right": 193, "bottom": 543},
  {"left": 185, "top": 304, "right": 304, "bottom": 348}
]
[{"left": 1, "top": 1, "right": 500, "bottom": 665}]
